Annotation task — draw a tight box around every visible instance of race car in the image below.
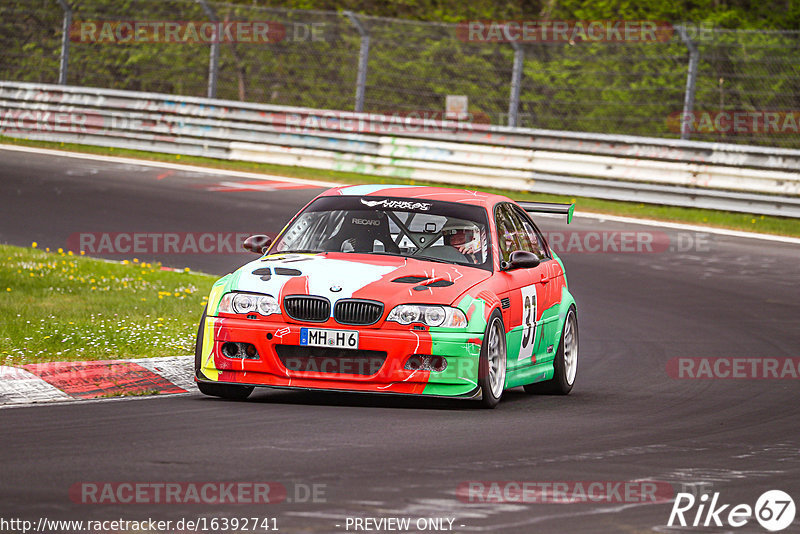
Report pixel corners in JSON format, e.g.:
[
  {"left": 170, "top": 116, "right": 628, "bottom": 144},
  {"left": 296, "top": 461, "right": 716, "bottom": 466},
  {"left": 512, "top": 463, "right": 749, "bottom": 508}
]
[{"left": 194, "top": 184, "right": 578, "bottom": 408}]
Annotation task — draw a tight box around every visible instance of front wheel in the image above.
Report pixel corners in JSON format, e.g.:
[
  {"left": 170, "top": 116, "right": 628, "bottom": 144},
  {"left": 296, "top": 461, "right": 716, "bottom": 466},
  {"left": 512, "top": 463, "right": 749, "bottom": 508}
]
[
  {"left": 478, "top": 311, "right": 507, "bottom": 408},
  {"left": 524, "top": 306, "right": 577, "bottom": 395},
  {"left": 194, "top": 308, "right": 254, "bottom": 400}
]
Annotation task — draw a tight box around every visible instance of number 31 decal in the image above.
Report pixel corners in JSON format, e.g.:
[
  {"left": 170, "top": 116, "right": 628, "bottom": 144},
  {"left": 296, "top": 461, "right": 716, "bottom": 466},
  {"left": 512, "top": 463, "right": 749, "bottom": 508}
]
[{"left": 518, "top": 285, "right": 538, "bottom": 362}]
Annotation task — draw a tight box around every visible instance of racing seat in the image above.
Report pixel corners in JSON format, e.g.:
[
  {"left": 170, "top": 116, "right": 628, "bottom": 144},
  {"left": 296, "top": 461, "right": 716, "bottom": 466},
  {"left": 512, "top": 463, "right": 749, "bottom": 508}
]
[{"left": 323, "top": 211, "right": 401, "bottom": 254}]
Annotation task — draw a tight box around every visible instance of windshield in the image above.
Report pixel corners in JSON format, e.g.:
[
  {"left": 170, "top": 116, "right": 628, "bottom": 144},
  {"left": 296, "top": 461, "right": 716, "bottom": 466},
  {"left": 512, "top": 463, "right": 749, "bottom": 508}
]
[{"left": 272, "top": 196, "right": 492, "bottom": 270}]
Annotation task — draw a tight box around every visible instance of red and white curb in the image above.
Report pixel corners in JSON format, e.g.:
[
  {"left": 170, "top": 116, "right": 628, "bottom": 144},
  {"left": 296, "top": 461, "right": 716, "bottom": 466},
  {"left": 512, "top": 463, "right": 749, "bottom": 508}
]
[{"left": 0, "top": 356, "right": 194, "bottom": 407}]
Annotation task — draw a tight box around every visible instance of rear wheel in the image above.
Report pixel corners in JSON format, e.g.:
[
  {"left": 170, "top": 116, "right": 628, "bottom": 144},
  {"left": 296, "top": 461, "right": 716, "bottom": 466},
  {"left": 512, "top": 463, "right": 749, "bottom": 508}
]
[
  {"left": 478, "top": 311, "right": 507, "bottom": 408},
  {"left": 523, "top": 306, "right": 577, "bottom": 395}
]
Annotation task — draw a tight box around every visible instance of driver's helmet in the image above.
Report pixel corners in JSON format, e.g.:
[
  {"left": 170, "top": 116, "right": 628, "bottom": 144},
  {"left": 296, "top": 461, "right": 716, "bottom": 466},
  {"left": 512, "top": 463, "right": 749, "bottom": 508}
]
[{"left": 442, "top": 221, "right": 481, "bottom": 255}]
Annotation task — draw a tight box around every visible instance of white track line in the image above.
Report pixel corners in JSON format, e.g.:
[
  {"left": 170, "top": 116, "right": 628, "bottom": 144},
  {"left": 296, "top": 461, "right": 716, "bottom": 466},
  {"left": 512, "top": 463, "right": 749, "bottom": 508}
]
[
  {"left": 574, "top": 212, "right": 800, "bottom": 245},
  {"left": 1, "top": 143, "right": 797, "bottom": 244},
  {"left": 0, "top": 144, "right": 339, "bottom": 187}
]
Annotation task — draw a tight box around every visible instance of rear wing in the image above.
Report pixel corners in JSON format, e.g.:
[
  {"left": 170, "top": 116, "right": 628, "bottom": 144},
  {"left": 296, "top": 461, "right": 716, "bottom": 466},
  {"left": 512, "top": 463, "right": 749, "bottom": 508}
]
[{"left": 518, "top": 201, "right": 575, "bottom": 224}]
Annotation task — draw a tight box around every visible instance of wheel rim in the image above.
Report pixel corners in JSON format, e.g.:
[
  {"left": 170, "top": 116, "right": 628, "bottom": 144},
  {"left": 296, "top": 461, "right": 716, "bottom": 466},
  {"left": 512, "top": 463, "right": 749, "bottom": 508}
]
[
  {"left": 563, "top": 310, "right": 578, "bottom": 385},
  {"left": 487, "top": 317, "right": 506, "bottom": 398}
]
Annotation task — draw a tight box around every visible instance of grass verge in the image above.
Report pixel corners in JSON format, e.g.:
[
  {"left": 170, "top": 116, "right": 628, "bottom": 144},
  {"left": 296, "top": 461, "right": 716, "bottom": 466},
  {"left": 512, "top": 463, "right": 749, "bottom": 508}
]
[
  {"left": 2, "top": 135, "right": 799, "bottom": 237},
  {"left": 0, "top": 243, "right": 216, "bottom": 366}
]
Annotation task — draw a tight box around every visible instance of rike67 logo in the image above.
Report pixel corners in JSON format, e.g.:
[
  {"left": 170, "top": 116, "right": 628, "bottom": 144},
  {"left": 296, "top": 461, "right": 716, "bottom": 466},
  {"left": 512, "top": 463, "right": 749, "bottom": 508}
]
[{"left": 668, "top": 490, "right": 796, "bottom": 531}]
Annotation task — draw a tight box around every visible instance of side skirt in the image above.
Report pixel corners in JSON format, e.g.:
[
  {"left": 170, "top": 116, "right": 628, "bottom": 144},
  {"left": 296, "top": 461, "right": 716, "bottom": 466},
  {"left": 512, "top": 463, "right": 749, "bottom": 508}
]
[{"left": 506, "top": 361, "right": 555, "bottom": 389}]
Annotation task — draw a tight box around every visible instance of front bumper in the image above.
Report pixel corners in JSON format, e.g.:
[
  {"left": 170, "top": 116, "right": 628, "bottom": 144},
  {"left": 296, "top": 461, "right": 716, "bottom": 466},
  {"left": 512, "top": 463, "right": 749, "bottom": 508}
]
[{"left": 196, "top": 315, "right": 483, "bottom": 397}]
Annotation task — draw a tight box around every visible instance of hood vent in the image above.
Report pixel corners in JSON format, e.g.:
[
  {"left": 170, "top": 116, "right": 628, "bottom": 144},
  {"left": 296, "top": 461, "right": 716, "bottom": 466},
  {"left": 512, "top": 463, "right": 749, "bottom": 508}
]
[
  {"left": 392, "top": 275, "right": 429, "bottom": 284},
  {"left": 274, "top": 267, "right": 302, "bottom": 276}
]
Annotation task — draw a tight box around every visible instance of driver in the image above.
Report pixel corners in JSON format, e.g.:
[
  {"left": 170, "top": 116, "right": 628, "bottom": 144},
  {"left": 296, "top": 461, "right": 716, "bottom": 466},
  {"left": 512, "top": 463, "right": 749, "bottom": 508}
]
[{"left": 442, "top": 222, "right": 482, "bottom": 262}]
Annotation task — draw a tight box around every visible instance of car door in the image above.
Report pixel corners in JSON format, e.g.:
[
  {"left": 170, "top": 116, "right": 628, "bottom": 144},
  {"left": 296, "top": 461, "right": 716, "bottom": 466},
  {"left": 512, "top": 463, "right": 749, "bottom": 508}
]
[
  {"left": 510, "top": 204, "right": 562, "bottom": 365},
  {"left": 494, "top": 203, "right": 550, "bottom": 370}
]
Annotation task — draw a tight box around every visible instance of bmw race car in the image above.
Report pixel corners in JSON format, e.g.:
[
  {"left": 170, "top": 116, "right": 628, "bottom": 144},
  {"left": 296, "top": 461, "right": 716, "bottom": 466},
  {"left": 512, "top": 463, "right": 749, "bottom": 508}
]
[{"left": 195, "top": 185, "right": 578, "bottom": 408}]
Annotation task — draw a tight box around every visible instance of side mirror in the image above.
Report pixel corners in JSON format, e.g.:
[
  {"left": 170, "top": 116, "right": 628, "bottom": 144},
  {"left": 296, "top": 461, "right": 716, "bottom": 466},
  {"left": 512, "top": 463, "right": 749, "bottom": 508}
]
[
  {"left": 502, "top": 250, "right": 541, "bottom": 270},
  {"left": 243, "top": 235, "right": 273, "bottom": 254}
]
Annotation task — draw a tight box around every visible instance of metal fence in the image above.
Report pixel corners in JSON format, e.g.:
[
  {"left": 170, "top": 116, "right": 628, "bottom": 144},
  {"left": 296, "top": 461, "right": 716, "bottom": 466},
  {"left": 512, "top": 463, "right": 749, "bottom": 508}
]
[
  {"left": 3, "top": 82, "right": 799, "bottom": 217},
  {"left": 1, "top": 0, "right": 799, "bottom": 148}
]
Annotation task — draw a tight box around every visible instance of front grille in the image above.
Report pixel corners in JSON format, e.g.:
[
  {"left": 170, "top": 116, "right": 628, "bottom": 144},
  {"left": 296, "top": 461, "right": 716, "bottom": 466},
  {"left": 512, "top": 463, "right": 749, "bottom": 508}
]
[
  {"left": 334, "top": 299, "right": 383, "bottom": 325},
  {"left": 283, "top": 296, "right": 330, "bottom": 322},
  {"left": 275, "top": 345, "right": 387, "bottom": 376}
]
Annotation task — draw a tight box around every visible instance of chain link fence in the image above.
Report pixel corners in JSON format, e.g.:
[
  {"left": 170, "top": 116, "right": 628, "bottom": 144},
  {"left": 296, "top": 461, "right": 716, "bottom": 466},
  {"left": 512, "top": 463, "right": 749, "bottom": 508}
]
[{"left": 1, "top": 0, "right": 799, "bottom": 147}]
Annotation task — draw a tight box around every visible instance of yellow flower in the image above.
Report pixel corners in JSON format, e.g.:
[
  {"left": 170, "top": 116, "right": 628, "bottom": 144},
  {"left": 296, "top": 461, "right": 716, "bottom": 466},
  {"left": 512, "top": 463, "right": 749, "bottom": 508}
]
[
  {"left": 68, "top": 251, "right": 73, "bottom": 256},
  {"left": 31, "top": 242, "right": 38, "bottom": 248},
  {"left": 122, "top": 260, "right": 129, "bottom": 265},
  {"left": 5, "top": 288, "right": 10, "bottom": 292},
  {"left": 58, "top": 248, "right": 64, "bottom": 254},
  {"left": 80, "top": 251, "right": 85, "bottom": 255},
  {"left": 184, "top": 267, "right": 190, "bottom": 273},
  {"left": 133, "top": 258, "right": 139, "bottom": 263}
]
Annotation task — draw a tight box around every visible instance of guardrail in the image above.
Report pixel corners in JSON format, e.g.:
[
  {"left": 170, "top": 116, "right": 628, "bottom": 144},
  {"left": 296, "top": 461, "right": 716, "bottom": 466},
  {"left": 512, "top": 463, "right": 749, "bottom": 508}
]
[{"left": 1, "top": 81, "right": 799, "bottom": 217}]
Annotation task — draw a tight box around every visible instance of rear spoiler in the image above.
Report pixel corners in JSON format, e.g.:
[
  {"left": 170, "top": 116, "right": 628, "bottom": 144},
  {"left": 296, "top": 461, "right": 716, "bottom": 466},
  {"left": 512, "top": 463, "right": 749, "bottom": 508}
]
[{"left": 518, "top": 201, "right": 575, "bottom": 224}]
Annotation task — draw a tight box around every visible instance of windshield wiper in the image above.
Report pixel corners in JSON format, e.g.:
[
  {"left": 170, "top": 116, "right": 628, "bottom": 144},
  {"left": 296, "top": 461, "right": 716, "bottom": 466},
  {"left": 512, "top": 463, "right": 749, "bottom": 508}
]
[
  {"left": 273, "top": 249, "right": 321, "bottom": 254},
  {"left": 409, "top": 255, "right": 456, "bottom": 265}
]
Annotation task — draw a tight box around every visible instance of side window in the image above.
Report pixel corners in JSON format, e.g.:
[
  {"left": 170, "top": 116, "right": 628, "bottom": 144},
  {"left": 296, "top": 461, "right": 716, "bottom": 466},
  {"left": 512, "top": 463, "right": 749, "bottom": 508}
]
[
  {"left": 494, "top": 204, "right": 520, "bottom": 263},
  {"left": 506, "top": 208, "right": 535, "bottom": 253},
  {"left": 511, "top": 206, "right": 549, "bottom": 260}
]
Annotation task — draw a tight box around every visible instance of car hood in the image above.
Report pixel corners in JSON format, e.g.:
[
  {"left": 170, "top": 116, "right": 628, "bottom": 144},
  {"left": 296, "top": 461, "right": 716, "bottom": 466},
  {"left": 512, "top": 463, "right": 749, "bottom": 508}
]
[{"left": 229, "top": 252, "right": 491, "bottom": 309}]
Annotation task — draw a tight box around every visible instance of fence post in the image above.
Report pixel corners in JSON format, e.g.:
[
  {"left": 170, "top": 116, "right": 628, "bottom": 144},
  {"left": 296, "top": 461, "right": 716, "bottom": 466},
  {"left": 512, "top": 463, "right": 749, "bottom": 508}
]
[
  {"left": 197, "top": 0, "right": 220, "bottom": 99},
  {"left": 678, "top": 25, "right": 699, "bottom": 141},
  {"left": 344, "top": 11, "right": 369, "bottom": 113},
  {"left": 507, "top": 41, "right": 523, "bottom": 127},
  {"left": 55, "top": 0, "right": 72, "bottom": 85}
]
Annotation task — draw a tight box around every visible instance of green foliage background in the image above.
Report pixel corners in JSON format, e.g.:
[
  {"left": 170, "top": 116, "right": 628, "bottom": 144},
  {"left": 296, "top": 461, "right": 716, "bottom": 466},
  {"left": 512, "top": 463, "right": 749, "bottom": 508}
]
[{"left": 1, "top": 0, "right": 798, "bottom": 146}]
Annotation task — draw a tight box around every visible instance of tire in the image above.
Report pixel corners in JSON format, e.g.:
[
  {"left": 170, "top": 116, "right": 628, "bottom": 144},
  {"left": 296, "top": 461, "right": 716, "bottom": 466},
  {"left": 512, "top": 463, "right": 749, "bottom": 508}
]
[
  {"left": 524, "top": 306, "right": 577, "bottom": 395},
  {"left": 194, "top": 307, "right": 207, "bottom": 374},
  {"left": 197, "top": 381, "right": 254, "bottom": 400},
  {"left": 478, "top": 310, "right": 507, "bottom": 409},
  {"left": 194, "top": 307, "right": 254, "bottom": 401}
]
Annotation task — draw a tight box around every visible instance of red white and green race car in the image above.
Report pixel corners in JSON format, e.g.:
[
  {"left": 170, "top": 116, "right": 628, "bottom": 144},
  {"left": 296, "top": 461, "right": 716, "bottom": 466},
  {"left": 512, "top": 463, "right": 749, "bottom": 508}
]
[{"left": 195, "top": 184, "right": 578, "bottom": 408}]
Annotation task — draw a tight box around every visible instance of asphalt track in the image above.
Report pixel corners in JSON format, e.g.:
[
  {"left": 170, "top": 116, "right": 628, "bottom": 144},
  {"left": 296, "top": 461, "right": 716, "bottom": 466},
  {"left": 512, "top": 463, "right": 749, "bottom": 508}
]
[{"left": 1, "top": 147, "right": 799, "bottom": 533}]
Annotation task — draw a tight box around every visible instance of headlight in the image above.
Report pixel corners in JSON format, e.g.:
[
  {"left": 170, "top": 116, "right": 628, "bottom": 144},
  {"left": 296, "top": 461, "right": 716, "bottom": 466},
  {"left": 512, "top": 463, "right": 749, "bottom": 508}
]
[
  {"left": 219, "top": 292, "right": 279, "bottom": 316},
  {"left": 386, "top": 305, "right": 467, "bottom": 328}
]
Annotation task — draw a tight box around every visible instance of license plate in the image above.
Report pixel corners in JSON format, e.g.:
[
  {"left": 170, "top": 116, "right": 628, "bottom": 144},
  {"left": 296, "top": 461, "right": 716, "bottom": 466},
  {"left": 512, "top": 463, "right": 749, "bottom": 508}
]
[{"left": 300, "top": 328, "right": 358, "bottom": 350}]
